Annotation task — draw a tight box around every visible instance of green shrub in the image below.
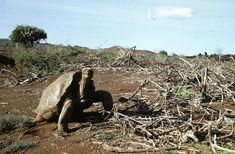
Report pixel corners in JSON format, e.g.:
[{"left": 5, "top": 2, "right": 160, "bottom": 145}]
[
  {"left": 3, "top": 139, "right": 35, "bottom": 153},
  {"left": 0, "top": 114, "right": 34, "bottom": 134},
  {"left": 14, "top": 50, "right": 61, "bottom": 75}
]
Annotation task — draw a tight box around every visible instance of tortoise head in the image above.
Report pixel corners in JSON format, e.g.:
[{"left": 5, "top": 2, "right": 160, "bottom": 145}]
[{"left": 82, "top": 68, "right": 93, "bottom": 79}]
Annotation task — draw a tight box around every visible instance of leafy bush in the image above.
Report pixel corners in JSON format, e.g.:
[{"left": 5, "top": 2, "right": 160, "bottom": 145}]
[
  {"left": 14, "top": 50, "right": 61, "bottom": 75},
  {"left": 9, "top": 25, "right": 47, "bottom": 47},
  {"left": 0, "top": 114, "right": 34, "bottom": 134},
  {"left": 12, "top": 44, "right": 93, "bottom": 75}
]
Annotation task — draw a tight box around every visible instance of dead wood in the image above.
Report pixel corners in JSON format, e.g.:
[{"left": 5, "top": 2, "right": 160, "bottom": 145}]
[
  {"left": 99, "top": 57, "right": 235, "bottom": 153},
  {"left": 112, "top": 46, "right": 144, "bottom": 67}
]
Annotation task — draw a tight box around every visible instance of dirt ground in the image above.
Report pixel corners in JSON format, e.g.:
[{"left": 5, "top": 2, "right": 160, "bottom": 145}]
[{"left": 0, "top": 68, "right": 156, "bottom": 154}]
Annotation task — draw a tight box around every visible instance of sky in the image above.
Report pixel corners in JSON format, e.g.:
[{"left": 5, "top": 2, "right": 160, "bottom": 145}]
[{"left": 0, "top": 0, "right": 235, "bottom": 55}]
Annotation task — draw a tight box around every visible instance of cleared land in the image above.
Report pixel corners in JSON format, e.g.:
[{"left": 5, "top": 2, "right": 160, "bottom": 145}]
[{"left": 0, "top": 45, "right": 235, "bottom": 153}]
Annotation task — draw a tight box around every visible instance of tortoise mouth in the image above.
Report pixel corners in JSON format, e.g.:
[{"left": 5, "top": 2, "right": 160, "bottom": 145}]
[{"left": 83, "top": 73, "right": 93, "bottom": 79}]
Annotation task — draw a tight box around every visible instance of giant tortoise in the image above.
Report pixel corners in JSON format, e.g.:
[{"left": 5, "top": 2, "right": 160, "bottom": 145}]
[{"left": 33, "top": 68, "right": 113, "bottom": 132}]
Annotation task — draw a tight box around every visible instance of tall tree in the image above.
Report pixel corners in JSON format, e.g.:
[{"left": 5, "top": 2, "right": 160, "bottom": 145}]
[{"left": 10, "top": 25, "right": 47, "bottom": 46}]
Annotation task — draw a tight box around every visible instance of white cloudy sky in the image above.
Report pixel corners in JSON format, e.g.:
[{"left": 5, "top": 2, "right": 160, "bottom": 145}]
[{"left": 0, "top": 0, "right": 235, "bottom": 55}]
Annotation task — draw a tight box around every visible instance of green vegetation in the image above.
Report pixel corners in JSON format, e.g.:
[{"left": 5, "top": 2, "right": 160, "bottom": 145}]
[
  {"left": 0, "top": 114, "right": 34, "bottom": 134},
  {"left": 0, "top": 115, "right": 35, "bottom": 153},
  {"left": 98, "top": 50, "right": 119, "bottom": 61},
  {"left": 219, "top": 150, "right": 232, "bottom": 154},
  {"left": 158, "top": 50, "right": 168, "bottom": 57},
  {"left": 12, "top": 44, "right": 91, "bottom": 75},
  {"left": 0, "top": 39, "right": 11, "bottom": 44},
  {"left": 53, "top": 45, "right": 90, "bottom": 57},
  {"left": 0, "top": 39, "right": 13, "bottom": 49},
  {"left": 172, "top": 85, "right": 191, "bottom": 97},
  {"left": 9, "top": 25, "right": 47, "bottom": 47},
  {"left": 3, "top": 139, "right": 35, "bottom": 153},
  {"left": 14, "top": 49, "right": 60, "bottom": 75}
]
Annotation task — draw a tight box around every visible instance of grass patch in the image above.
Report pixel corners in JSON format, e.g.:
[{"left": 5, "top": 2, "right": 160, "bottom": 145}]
[{"left": 0, "top": 114, "right": 34, "bottom": 134}]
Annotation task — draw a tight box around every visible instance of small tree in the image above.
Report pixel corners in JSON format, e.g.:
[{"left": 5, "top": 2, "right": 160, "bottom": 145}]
[
  {"left": 9, "top": 25, "right": 47, "bottom": 47},
  {"left": 158, "top": 50, "right": 168, "bottom": 56}
]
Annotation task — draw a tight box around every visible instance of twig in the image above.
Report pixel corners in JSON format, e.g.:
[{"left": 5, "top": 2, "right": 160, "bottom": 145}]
[
  {"left": 179, "top": 57, "right": 194, "bottom": 67},
  {"left": 103, "top": 143, "right": 158, "bottom": 153},
  {"left": 114, "top": 111, "right": 144, "bottom": 125},
  {"left": 212, "top": 135, "right": 235, "bottom": 153},
  {"left": 0, "top": 68, "right": 17, "bottom": 77},
  {"left": 119, "top": 78, "right": 149, "bottom": 104},
  {"left": 208, "top": 122, "right": 217, "bottom": 154}
]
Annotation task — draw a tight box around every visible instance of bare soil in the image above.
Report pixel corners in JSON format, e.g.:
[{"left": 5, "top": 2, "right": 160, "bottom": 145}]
[
  {"left": 0, "top": 68, "right": 155, "bottom": 154},
  {"left": 1, "top": 56, "right": 235, "bottom": 154}
]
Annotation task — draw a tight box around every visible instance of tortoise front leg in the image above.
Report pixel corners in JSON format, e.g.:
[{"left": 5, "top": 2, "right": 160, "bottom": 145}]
[
  {"left": 93, "top": 90, "right": 113, "bottom": 111},
  {"left": 57, "top": 99, "right": 75, "bottom": 132},
  {"left": 78, "top": 90, "right": 113, "bottom": 111}
]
